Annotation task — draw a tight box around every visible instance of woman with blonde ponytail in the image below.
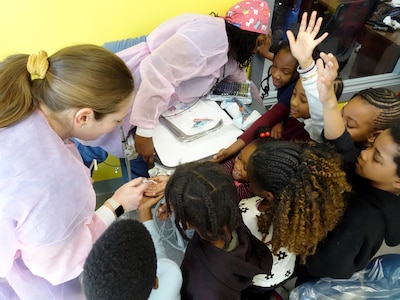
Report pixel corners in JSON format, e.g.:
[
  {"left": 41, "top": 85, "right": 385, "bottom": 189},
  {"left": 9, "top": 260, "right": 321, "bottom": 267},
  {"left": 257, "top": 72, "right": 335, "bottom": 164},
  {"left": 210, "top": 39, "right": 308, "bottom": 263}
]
[{"left": 0, "top": 45, "right": 149, "bottom": 299}]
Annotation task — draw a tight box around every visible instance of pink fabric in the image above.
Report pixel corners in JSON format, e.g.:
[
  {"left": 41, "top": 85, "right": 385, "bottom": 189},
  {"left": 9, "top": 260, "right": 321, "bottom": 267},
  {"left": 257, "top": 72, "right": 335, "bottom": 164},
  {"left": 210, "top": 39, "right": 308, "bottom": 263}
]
[
  {"left": 0, "top": 111, "right": 107, "bottom": 299},
  {"left": 85, "top": 13, "right": 249, "bottom": 157},
  {"left": 225, "top": 0, "right": 271, "bottom": 34}
]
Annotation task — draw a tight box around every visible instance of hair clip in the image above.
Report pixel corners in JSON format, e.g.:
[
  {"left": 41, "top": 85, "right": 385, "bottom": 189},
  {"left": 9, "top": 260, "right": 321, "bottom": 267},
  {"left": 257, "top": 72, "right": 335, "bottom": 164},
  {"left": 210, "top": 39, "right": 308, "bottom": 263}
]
[{"left": 254, "top": 126, "right": 271, "bottom": 139}]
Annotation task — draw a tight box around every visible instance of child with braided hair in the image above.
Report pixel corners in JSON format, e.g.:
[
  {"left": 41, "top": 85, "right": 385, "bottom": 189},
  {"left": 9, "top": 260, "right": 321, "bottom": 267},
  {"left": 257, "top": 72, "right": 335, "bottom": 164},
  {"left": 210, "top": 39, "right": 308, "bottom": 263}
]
[
  {"left": 342, "top": 87, "right": 400, "bottom": 150},
  {"left": 286, "top": 11, "right": 400, "bottom": 285},
  {"left": 213, "top": 41, "right": 299, "bottom": 163},
  {"left": 287, "top": 11, "right": 400, "bottom": 153},
  {"left": 164, "top": 161, "right": 274, "bottom": 300},
  {"left": 239, "top": 139, "right": 350, "bottom": 288}
]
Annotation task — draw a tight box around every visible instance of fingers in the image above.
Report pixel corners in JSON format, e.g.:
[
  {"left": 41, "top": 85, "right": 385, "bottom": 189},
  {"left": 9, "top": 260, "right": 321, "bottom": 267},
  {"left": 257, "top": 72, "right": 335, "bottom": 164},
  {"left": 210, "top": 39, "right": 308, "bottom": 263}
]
[
  {"left": 315, "top": 32, "right": 329, "bottom": 45},
  {"left": 286, "top": 30, "right": 295, "bottom": 47},
  {"left": 128, "top": 176, "right": 145, "bottom": 187},
  {"left": 156, "top": 203, "right": 170, "bottom": 220},
  {"left": 142, "top": 194, "right": 164, "bottom": 207},
  {"left": 306, "top": 11, "right": 316, "bottom": 33},
  {"left": 142, "top": 153, "right": 155, "bottom": 164},
  {"left": 320, "top": 52, "right": 339, "bottom": 71},
  {"left": 299, "top": 11, "right": 309, "bottom": 31}
]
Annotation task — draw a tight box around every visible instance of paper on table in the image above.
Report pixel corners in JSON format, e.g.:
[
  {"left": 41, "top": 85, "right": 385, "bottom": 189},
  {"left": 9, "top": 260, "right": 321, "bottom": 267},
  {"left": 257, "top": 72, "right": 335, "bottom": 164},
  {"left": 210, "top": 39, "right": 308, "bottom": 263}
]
[{"left": 154, "top": 100, "right": 243, "bottom": 167}]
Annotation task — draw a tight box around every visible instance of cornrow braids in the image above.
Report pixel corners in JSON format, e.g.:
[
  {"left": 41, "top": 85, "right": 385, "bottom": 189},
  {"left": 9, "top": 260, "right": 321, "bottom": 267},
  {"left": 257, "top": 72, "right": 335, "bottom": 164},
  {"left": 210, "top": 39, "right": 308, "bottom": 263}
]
[
  {"left": 165, "top": 161, "right": 240, "bottom": 249},
  {"left": 248, "top": 140, "right": 350, "bottom": 264},
  {"left": 352, "top": 88, "right": 400, "bottom": 131}
]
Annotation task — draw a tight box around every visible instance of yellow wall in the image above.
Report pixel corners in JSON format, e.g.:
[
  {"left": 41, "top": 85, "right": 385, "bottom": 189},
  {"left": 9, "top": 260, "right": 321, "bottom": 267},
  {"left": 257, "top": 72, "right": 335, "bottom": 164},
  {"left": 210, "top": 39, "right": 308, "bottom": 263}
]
[
  {"left": 0, "top": 0, "right": 236, "bottom": 180},
  {"left": 0, "top": 0, "right": 234, "bottom": 60}
]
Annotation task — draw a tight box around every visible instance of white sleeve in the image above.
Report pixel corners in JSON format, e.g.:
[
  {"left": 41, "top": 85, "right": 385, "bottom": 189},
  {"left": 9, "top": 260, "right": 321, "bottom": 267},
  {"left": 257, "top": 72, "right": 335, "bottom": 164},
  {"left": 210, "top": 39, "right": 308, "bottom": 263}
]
[
  {"left": 300, "top": 63, "right": 324, "bottom": 143},
  {"left": 95, "top": 205, "right": 116, "bottom": 227},
  {"left": 143, "top": 219, "right": 167, "bottom": 259}
]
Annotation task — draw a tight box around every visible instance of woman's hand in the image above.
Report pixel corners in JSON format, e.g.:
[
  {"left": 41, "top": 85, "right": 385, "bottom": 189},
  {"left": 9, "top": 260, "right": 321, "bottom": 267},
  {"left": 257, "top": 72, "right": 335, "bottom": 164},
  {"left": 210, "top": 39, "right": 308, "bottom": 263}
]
[{"left": 110, "top": 177, "right": 147, "bottom": 212}]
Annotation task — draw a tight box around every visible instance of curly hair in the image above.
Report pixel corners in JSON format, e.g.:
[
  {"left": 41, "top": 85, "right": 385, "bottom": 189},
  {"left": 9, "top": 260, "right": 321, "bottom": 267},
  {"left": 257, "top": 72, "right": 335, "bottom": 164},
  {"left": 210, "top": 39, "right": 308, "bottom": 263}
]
[
  {"left": 224, "top": 21, "right": 260, "bottom": 69},
  {"left": 247, "top": 140, "right": 351, "bottom": 264},
  {"left": 82, "top": 219, "right": 156, "bottom": 300},
  {"left": 165, "top": 161, "right": 240, "bottom": 249},
  {"left": 351, "top": 88, "right": 400, "bottom": 132}
]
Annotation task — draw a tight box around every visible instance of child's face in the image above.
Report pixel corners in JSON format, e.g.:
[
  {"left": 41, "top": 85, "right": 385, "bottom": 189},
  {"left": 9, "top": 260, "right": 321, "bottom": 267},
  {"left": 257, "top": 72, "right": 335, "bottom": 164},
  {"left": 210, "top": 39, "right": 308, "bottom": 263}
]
[
  {"left": 356, "top": 129, "right": 400, "bottom": 192},
  {"left": 270, "top": 49, "right": 297, "bottom": 89},
  {"left": 342, "top": 96, "right": 381, "bottom": 146},
  {"left": 290, "top": 80, "right": 310, "bottom": 119},
  {"left": 232, "top": 143, "right": 257, "bottom": 182}
]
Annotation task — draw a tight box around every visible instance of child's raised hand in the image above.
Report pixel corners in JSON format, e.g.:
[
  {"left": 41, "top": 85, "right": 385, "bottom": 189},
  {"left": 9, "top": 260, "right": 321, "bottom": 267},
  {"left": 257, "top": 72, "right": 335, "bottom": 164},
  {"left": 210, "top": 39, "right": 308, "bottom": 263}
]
[
  {"left": 316, "top": 52, "right": 344, "bottom": 140},
  {"left": 316, "top": 52, "right": 339, "bottom": 105},
  {"left": 287, "top": 11, "right": 328, "bottom": 68}
]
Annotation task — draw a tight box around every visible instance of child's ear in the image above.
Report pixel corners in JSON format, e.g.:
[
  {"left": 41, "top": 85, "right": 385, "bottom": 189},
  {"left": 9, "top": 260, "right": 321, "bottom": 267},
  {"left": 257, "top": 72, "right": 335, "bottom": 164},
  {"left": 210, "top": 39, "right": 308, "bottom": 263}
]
[
  {"left": 367, "top": 130, "right": 383, "bottom": 144},
  {"left": 261, "top": 190, "right": 275, "bottom": 202}
]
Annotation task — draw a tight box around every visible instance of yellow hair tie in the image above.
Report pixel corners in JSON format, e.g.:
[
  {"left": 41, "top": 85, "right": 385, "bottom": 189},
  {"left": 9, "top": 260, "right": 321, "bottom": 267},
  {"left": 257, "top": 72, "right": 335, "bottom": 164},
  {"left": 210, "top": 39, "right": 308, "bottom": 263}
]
[{"left": 27, "top": 50, "right": 49, "bottom": 81}]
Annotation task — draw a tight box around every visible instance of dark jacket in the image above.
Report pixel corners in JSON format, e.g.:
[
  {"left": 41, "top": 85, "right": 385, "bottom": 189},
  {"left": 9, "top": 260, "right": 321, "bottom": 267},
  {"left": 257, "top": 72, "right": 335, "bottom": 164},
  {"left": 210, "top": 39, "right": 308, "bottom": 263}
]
[
  {"left": 180, "top": 219, "right": 273, "bottom": 300},
  {"left": 299, "top": 130, "right": 400, "bottom": 282}
]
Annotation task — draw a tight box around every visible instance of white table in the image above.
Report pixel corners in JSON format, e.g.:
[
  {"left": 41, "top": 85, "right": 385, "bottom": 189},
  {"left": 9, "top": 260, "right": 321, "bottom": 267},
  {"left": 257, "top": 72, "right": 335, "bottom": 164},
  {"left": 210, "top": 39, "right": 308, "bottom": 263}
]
[{"left": 153, "top": 100, "right": 243, "bottom": 167}]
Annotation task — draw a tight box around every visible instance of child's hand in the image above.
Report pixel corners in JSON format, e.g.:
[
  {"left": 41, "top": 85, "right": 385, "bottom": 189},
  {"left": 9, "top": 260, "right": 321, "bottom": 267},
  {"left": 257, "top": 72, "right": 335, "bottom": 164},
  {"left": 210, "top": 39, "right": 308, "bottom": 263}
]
[
  {"left": 316, "top": 52, "right": 339, "bottom": 105},
  {"left": 137, "top": 194, "right": 164, "bottom": 222},
  {"left": 156, "top": 203, "right": 171, "bottom": 221},
  {"left": 256, "top": 31, "right": 274, "bottom": 61},
  {"left": 212, "top": 148, "right": 230, "bottom": 163},
  {"left": 212, "top": 139, "right": 245, "bottom": 163},
  {"left": 287, "top": 11, "right": 328, "bottom": 68},
  {"left": 271, "top": 122, "right": 283, "bottom": 139},
  {"left": 143, "top": 175, "right": 169, "bottom": 197}
]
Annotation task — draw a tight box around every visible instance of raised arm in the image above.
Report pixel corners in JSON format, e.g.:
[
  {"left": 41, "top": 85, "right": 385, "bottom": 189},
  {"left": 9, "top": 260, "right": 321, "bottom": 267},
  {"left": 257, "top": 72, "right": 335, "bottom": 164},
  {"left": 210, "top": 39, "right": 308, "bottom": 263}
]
[
  {"left": 287, "top": 11, "right": 329, "bottom": 141},
  {"left": 286, "top": 11, "right": 328, "bottom": 69},
  {"left": 316, "top": 52, "right": 344, "bottom": 140}
]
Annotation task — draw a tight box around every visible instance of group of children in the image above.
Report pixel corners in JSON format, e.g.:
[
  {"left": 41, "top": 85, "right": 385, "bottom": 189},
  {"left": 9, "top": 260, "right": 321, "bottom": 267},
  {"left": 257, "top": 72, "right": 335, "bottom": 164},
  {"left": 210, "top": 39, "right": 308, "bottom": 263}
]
[
  {"left": 2, "top": 0, "right": 399, "bottom": 298},
  {"left": 81, "top": 10, "right": 400, "bottom": 300}
]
